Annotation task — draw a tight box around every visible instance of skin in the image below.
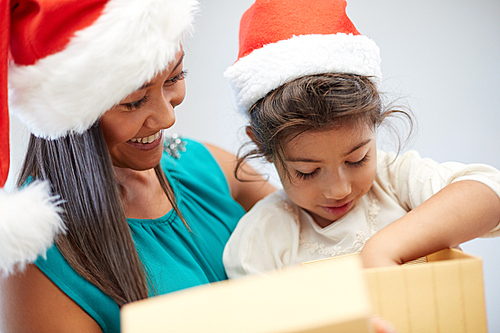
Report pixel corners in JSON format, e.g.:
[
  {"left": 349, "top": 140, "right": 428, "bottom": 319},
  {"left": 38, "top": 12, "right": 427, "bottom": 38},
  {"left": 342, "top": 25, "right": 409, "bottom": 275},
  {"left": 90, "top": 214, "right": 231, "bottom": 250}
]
[
  {"left": 0, "top": 50, "right": 275, "bottom": 332},
  {"left": 275, "top": 123, "right": 377, "bottom": 228},
  {"left": 360, "top": 179, "right": 500, "bottom": 268},
  {"left": 372, "top": 315, "right": 397, "bottom": 333}
]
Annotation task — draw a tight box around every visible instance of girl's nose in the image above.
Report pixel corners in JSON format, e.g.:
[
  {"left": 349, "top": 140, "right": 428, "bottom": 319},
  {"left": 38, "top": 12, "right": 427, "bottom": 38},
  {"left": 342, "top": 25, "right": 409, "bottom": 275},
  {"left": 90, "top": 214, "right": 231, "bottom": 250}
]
[{"left": 322, "top": 172, "right": 351, "bottom": 200}]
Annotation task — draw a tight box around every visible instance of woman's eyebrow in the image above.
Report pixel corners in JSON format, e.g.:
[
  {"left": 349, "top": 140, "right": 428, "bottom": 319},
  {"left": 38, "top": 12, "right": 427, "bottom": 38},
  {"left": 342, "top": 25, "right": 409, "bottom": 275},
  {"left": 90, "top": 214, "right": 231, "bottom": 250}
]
[
  {"left": 172, "top": 52, "right": 185, "bottom": 72},
  {"left": 137, "top": 53, "right": 185, "bottom": 90}
]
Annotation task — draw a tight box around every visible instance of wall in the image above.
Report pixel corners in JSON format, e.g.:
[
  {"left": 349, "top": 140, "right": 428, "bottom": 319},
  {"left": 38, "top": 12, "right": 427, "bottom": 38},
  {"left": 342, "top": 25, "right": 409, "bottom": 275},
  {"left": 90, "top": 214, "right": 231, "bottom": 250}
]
[
  {"left": 174, "top": 1, "right": 500, "bottom": 330},
  {"left": 7, "top": 0, "right": 500, "bottom": 331}
]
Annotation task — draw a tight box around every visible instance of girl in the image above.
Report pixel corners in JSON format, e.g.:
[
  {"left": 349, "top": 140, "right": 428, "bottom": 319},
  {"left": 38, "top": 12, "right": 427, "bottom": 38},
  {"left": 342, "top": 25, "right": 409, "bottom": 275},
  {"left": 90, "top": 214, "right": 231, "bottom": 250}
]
[
  {"left": 0, "top": 1, "right": 274, "bottom": 332},
  {"left": 223, "top": 0, "right": 500, "bottom": 278}
]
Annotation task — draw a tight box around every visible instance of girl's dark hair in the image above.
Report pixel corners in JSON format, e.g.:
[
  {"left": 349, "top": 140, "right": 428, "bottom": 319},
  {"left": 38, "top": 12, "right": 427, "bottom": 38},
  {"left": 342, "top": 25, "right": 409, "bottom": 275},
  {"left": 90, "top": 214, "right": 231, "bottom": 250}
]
[
  {"left": 17, "top": 123, "right": 183, "bottom": 306},
  {"left": 236, "top": 73, "right": 413, "bottom": 179}
]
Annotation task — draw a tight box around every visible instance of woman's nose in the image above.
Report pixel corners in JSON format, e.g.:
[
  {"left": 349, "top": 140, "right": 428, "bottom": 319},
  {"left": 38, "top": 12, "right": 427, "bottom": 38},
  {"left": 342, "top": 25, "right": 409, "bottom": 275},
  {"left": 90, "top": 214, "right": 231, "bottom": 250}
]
[
  {"left": 146, "top": 84, "right": 185, "bottom": 129},
  {"left": 169, "top": 82, "right": 186, "bottom": 108},
  {"left": 146, "top": 101, "right": 176, "bottom": 130}
]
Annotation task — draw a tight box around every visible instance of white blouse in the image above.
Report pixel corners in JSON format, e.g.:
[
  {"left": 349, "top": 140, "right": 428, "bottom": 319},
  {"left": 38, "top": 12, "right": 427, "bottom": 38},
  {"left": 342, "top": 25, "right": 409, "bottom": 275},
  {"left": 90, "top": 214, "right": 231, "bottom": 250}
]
[{"left": 223, "top": 150, "right": 500, "bottom": 279}]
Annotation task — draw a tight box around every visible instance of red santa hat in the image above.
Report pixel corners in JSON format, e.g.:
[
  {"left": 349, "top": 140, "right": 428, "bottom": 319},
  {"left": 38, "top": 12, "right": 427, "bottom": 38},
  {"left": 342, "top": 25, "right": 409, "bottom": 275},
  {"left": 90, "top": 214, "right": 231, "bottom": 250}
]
[
  {"left": 224, "top": 0, "right": 382, "bottom": 115},
  {"left": 0, "top": 0, "right": 198, "bottom": 275}
]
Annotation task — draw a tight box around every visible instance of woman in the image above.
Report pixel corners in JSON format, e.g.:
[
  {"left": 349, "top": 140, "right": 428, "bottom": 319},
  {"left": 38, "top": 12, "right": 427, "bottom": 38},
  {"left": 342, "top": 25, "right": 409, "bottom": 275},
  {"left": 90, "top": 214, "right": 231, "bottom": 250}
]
[{"left": 0, "top": 1, "right": 274, "bottom": 332}]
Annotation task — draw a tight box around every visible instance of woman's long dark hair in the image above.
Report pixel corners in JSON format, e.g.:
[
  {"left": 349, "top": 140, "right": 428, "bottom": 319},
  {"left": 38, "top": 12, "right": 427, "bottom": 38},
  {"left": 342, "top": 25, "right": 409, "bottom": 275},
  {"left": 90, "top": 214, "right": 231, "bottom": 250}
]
[{"left": 18, "top": 123, "right": 183, "bottom": 306}]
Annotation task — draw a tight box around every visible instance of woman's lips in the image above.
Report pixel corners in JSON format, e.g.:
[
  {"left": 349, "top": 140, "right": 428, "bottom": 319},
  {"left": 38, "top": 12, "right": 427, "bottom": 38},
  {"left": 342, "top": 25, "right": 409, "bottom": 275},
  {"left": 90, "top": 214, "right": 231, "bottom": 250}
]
[
  {"left": 127, "top": 132, "right": 162, "bottom": 151},
  {"left": 321, "top": 201, "right": 353, "bottom": 216}
]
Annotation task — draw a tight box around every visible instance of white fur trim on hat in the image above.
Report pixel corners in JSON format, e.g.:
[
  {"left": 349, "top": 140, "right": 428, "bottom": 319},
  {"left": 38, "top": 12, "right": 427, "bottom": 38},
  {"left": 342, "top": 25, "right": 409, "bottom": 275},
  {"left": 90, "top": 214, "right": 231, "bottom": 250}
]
[
  {"left": 8, "top": 0, "right": 199, "bottom": 139},
  {"left": 224, "top": 33, "right": 382, "bottom": 115},
  {"left": 0, "top": 181, "right": 65, "bottom": 276}
]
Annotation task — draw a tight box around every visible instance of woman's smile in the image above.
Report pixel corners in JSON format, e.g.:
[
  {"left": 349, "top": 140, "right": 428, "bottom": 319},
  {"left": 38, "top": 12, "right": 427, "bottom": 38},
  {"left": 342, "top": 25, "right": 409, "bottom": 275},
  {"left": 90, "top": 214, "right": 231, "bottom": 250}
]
[
  {"left": 127, "top": 131, "right": 163, "bottom": 151},
  {"left": 129, "top": 130, "right": 162, "bottom": 144}
]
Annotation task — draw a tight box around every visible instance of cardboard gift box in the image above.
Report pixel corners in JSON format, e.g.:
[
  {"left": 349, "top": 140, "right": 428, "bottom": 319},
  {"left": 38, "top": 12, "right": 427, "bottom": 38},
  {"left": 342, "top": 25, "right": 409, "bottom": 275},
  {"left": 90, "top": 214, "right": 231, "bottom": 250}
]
[
  {"left": 121, "top": 248, "right": 487, "bottom": 333},
  {"left": 121, "top": 254, "right": 375, "bottom": 333},
  {"left": 303, "top": 248, "right": 487, "bottom": 333},
  {"left": 374, "top": 249, "right": 487, "bottom": 332}
]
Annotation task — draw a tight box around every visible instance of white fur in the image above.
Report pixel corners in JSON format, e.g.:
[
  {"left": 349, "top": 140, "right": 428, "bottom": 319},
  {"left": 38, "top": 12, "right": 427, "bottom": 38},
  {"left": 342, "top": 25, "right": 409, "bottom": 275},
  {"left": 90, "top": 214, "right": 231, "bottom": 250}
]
[
  {"left": 224, "top": 33, "right": 382, "bottom": 115},
  {"left": 0, "top": 181, "right": 65, "bottom": 276},
  {"left": 8, "top": 0, "right": 199, "bottom": 139}
]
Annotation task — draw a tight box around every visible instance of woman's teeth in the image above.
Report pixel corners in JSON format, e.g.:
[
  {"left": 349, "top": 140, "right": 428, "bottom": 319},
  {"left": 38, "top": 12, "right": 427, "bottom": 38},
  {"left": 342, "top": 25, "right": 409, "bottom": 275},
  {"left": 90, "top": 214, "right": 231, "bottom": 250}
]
[{"left": 130, "top": 131, "right": 161, "bottom": 144}]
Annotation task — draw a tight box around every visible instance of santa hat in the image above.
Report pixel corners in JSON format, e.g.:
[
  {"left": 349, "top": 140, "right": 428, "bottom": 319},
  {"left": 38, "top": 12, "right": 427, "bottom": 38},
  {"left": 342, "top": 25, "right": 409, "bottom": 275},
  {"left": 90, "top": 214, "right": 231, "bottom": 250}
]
[
  {"left": 224, "top": 0, "right": 382, "bottom": 115},
  {"left": 0, "top": 0, "right": 198, "bottom": 275}
]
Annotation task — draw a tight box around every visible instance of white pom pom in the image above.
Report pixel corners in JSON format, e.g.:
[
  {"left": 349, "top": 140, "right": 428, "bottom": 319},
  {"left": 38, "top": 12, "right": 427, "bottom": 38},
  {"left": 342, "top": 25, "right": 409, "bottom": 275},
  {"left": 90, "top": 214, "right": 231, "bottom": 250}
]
[{"left": 0, "top": 181, "right": 65, "bottom": 276}]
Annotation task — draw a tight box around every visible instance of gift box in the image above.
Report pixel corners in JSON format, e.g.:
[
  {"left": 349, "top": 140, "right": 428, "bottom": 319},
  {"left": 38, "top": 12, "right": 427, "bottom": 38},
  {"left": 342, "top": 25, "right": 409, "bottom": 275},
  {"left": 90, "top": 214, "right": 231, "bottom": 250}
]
[
  {"left": 371, "top": 249, "right": 487, "bottom": 332},
  {"left": 121, "top": 254, "right": 374, "bottom": 333},
  {"left": 303, "top": 248, "right": 487, "bottom": 333},
  {"left": 121, "top": 248, "right": 486, "bottom": 333}
]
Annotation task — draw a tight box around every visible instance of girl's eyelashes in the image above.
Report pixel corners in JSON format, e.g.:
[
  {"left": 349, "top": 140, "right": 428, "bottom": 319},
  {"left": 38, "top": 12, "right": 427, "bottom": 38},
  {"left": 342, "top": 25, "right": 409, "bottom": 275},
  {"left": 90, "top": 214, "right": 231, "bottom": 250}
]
[
  {"left": 347, "top": 155, "right": 369, "bottom": 168},
  {"left": 294, "top": 155, "right": 369, "bottom": 179},
  {"left": 295, "top": 168, "right": 319, "bottom": 180},
  {"left": 122, "top": 95, "right": 149, "bottom": 111},
  {"left": 165, "top": 70, "right": 188, "bottom": 86}
]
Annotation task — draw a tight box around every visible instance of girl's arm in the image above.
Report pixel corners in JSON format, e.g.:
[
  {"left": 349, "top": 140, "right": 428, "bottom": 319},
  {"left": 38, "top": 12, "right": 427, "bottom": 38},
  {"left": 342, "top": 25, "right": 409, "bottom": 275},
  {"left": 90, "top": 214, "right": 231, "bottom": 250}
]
[
  {"left": 205, "top": 143, "right": 276, "bottom": 211},
  {"left": 0, "top": 264, "right": 102, "bottom": 333},
  {"left": 361, "top": 180, "right": 500, "bottom": 268}
]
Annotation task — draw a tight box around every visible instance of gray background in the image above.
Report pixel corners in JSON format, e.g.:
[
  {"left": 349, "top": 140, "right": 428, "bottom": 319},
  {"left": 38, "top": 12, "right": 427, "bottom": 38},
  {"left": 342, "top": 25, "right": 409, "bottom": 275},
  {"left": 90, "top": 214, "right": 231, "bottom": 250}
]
[{"left": 7, "top": 0, "right": 500, "bottom": 330}]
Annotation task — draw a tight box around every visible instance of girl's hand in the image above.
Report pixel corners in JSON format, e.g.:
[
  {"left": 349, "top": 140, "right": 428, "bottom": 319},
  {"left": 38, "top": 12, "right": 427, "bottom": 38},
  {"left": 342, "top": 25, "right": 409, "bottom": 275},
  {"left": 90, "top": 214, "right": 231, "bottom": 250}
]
[
  {"left": 372, "top": 315, "right": 397, "bottom": 333},
  {"left": 360, "top": 241, "right": 401, "bottom": 268}
]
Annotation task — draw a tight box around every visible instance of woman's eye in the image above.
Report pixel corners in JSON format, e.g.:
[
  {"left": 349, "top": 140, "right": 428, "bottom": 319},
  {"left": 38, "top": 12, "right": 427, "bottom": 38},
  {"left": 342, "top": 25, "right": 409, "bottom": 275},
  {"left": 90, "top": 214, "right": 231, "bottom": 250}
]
[
  {"left": 121, "top": 95, "right": 149, "bottom": 111},
  {"left": 165, "top": 70, "right": 188, "bottom": 86},
  {"left": 347, "top": 155, "right": 369, "bottom": 168},
  {"left": 295, "top": 169, "right": 319, "bottom": 180}
]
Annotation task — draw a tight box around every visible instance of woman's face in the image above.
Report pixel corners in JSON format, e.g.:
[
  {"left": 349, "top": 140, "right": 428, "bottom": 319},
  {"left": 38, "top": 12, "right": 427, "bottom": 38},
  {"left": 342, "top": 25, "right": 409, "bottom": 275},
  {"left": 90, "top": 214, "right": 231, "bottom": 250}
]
[
  {"left": 275, "top": 122, "right": 377, "bottom": 228},
  {"left": 100, "top": 51, "right": 186, "bottom": 170}
]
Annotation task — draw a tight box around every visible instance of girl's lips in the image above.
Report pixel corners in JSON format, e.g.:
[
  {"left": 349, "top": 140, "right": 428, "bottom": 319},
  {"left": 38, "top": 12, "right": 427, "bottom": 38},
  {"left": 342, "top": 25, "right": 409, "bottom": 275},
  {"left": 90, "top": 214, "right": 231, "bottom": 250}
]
[
  {"left": 321, "top": 201, "right": 353, "bottom": 216},
  {"left": 127, "top": 132, "right": 163, "bottom": 151}
]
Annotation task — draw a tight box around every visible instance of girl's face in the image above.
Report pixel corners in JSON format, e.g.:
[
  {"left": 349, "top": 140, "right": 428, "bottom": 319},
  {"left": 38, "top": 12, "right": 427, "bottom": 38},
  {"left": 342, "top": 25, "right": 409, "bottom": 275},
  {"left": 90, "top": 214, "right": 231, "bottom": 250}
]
[
  {"left": 100, "top": 51, "right": 186, "bottom": 170},
  {"left": 275, "top": 122, "right": 377, "bottom": 228}
]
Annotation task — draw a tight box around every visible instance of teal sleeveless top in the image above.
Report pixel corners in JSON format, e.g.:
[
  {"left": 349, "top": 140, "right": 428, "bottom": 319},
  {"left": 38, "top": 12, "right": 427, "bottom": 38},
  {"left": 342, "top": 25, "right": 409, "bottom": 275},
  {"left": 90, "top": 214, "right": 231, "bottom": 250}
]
[{"left": 35, "top": 138, "right": 245, "bottom": 333}]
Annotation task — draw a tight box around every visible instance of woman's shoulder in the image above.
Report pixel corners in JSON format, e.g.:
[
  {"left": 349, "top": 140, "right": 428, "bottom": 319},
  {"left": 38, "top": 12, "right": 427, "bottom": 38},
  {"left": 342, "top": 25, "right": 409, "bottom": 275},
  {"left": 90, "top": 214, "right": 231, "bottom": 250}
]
[
  {"left": 0, "top": 264, "right": 103, "bottom": 332},
  {"left": 33, "top": 245, "right": 120, "bottom": 332},
  {"left": 161, "top": 136, "right": 228, "bottom": 187}
]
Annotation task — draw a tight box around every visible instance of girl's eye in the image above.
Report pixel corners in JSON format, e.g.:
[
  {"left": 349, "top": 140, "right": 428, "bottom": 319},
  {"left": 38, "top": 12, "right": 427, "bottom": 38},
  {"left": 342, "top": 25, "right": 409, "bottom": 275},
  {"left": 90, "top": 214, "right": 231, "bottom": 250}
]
[
  {"left": 121, "top": 95, "right": 149, "bottom": 111},
  {"left": 164, "top": 70, "right": 188, "bottom": 86},
  {"left": 295, "top": 169, "right": 319, "bottom": 180},
  {"left": 347, "top": 155, "right": 369, "bottom": 168}
]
